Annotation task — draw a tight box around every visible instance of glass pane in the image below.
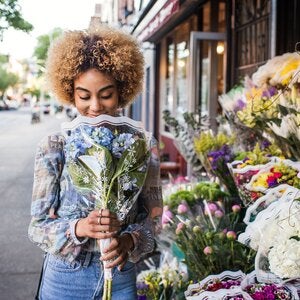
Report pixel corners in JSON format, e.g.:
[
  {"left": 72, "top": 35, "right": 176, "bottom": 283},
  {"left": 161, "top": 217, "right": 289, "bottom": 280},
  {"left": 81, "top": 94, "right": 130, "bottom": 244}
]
[
  {"left": 199, "top": 40, "right": 209, "bottom": 115},
  {"left": 164, "top": 39, "right": 174, "bottom": 113},
  {"left": 176, "top": 41, "right": 189, "bottom": 112},
  {"left": 197, "top": 39, "right": 225, "bottom": 116}
]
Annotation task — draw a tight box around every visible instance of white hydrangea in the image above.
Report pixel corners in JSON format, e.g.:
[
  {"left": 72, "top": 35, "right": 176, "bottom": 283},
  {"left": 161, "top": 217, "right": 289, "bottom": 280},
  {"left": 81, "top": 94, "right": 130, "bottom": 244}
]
[{"left": 268, "top": 238, "right": 300, "bottom": 278}]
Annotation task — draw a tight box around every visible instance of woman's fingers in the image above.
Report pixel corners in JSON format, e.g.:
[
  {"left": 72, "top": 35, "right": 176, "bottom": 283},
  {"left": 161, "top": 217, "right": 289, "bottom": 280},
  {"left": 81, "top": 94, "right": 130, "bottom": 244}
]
[
  {"left": 100, "top": 235, "right": 131, "bottom": 269},
  {"left": 75, "top": 209, "right": 121, "bottom": 239}
]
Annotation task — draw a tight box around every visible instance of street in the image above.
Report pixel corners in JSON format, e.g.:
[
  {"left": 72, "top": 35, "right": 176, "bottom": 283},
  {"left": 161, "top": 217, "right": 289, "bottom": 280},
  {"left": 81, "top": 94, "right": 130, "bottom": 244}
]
[{"left": 0, "top": 107, "right": 67, "bottom": 300}]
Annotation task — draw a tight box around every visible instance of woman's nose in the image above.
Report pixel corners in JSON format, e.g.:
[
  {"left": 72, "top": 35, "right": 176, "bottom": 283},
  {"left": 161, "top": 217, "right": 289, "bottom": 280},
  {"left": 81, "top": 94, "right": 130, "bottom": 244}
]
[{"left": 90, "top": 97, "right": 103, "bottom": 111}]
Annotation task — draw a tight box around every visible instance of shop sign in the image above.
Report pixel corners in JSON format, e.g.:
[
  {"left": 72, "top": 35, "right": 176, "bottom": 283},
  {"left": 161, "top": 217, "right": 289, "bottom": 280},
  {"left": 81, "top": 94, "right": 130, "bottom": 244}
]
[{"left": 138, "top": 0, "right": 179, "bottom": 41}]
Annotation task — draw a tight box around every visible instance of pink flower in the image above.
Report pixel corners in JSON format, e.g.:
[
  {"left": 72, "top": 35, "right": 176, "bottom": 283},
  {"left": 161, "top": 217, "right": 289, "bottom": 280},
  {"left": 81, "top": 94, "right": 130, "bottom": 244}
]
[
  {"left": 176, "top": 222, "right": 185, "bottom": 234},
  {"left": 162, "top": 210, "right": 173, "bottom": 224},
  {"left": 177, "top": 203, "right": 188, "bottom": 214},
  {"left": 203, "top": 246, "right": 213, "bottom": 255},
  {"left": 205, "top": 203, "right": 218, "bottom": 215},
  {"left": 226, "top": 231, "right": 237, "bottom": 240},
  {"left": 214, "top": 210, "right": 224, "bottom": 218},
  {"left": 232, "top": 204, "right": 241, "bottom": 213}
]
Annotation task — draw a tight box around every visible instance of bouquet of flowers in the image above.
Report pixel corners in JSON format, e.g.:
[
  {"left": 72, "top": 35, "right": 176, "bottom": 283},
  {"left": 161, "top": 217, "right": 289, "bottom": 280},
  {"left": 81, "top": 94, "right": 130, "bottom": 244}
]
[
  {"left": 218, "top": 82, "right": 265, "bottom": 151},
  {"left": 255, "top": 198, "right": 300, "bottom": 282},
  {"left": 136, "top": 256, "right": 189, "bottom": 300},
  {"left": 237, "top": 186, "right": 300, "bottom": 285},
  {"left": 184, "top": 270, "right": 247, "bottom": 300},
  {"left": 245, "top": 160, "right": 300, "bottom": 193},
  {"left": 62, "top": 114, "right": 151, "bottom": 300},
  {"left": 242, "top": 184, "right": 291, "bottom": 225},
  {"left": 194, "top": 131, "right": 239, "bottom": 197},
  {"left": 162, "top": 109, "right": 209, "bottom": 178},
  {"left": 185, "top": 270, "right": 298, "bottom": 299},
  {"left": 228, "top": 143, "right": 283, "bottom": 206},
  {"left": 160, "top": 186, "right": 255, "bottom": 281}
]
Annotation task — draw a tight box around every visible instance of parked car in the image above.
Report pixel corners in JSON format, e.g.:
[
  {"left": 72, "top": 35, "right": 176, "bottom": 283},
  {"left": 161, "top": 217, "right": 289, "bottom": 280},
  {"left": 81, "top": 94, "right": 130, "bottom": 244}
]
[{"left": 0, "top": 99, "right": 9, "bottom": 110}]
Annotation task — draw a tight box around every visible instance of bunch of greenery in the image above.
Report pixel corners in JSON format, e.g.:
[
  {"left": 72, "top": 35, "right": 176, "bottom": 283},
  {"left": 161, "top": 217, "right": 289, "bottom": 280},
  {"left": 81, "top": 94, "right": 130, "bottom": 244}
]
[{"left": 162, "top": 109, "right": 210, "bottom": 178}]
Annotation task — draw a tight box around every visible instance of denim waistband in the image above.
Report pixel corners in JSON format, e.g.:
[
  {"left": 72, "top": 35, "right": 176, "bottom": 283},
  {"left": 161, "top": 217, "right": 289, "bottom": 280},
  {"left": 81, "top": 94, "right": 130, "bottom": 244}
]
[{"left": 77, "top": 251, "right": 101, "bottom": 267}]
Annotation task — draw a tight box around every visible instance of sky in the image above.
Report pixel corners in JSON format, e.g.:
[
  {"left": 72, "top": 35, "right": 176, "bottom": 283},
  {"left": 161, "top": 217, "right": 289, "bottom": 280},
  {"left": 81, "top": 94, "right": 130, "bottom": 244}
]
[{"left": 1, "top": 0, "right": 99, "bottom": 60}]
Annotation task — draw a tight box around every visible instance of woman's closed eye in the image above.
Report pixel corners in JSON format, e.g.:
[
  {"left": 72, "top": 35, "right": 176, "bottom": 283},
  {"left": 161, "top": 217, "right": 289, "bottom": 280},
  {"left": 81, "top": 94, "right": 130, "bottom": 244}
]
[
  {"left": 79, "top": 95, "right": 90, "bottom": 100},
  {"left": 101, "top": 93, "right": 113, "bottom": 99}
]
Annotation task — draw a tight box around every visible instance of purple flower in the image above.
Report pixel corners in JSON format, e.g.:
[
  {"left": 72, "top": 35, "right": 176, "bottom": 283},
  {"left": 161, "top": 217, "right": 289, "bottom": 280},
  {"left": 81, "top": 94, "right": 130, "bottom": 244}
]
[
  {"left": 262, "top": 86, "right": 277, "bottom": 98},
  {"left": 234, "top": 99, "right": 246, "bottom": 112},
  {"left": 251, "top": 291, "right": 266, "bottom": 300},
  {"left": 136, "top": 282, "right": 149, "bottom": 290},
  {"left": 261, "top": 139, "right": 271, "bottom": 149}
]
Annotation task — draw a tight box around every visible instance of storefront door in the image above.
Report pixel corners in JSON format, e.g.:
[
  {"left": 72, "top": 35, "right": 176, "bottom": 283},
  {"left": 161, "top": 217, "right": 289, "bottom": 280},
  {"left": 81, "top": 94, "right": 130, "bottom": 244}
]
[{"left": 189, "top": 31, "right": 226, "bottom": 131}]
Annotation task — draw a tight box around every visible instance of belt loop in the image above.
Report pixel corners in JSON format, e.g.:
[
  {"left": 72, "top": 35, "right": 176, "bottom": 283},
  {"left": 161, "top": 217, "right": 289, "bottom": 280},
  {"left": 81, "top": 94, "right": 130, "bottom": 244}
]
[{"left": 83, "top": 251, "right": 92, "bottom": 267}]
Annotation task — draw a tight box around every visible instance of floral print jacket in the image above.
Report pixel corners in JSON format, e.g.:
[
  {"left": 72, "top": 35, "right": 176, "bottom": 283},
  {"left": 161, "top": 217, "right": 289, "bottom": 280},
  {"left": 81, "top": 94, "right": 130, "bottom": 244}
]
[{"left": 28, "top": 133, "right": 162, "bottom": 263}]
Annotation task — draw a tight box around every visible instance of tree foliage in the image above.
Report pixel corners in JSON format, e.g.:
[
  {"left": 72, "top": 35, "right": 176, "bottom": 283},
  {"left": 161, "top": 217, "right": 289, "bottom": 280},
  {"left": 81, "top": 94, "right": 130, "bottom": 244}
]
[
  {"left": 33, "top": 27, "right": 63, "bottom": 72},
  {"left": 0, "top": 67, "right": 19, "bottom": 97},
  {"left": 0, "top": 0, "right": 33, "bottom": 39}
]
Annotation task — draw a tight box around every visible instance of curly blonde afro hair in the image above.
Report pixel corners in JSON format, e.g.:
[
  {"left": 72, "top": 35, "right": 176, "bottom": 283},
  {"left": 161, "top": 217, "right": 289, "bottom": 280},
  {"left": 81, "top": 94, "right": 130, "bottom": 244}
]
[{"left": 46, "top": 24, "right": 144, "bottom": 108}]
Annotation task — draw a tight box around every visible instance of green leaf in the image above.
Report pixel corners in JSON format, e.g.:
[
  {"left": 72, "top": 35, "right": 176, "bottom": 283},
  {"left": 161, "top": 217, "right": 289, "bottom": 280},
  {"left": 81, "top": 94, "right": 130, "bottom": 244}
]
[{"left": 105, "top": 139, "right": 149, "bottom": 204}]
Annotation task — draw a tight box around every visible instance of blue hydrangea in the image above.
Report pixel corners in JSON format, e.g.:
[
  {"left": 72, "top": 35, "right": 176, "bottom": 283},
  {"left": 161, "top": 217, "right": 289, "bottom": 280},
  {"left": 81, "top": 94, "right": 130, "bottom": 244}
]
[
  {"left": 65, "top": 128, "right": 93, "bottom": 161},
  {"left": 83, "top": 126, "right": 115, "bottom": 150},
  {"left": 112, "top": 133, "right": 135, "bottom": 158}
]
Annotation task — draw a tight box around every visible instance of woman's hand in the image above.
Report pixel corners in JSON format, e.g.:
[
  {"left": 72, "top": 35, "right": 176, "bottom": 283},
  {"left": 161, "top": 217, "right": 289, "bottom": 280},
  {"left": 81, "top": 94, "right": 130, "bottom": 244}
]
[
  {"left": 75, "top": 209, "right": 121, "bottom": 239},
  {"left": 100, "top": 233, "right": 134, "bottom": 270}
]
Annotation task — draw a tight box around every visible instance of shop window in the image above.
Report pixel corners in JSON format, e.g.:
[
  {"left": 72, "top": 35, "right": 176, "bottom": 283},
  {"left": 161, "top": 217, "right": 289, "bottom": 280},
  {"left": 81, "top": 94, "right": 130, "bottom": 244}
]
[
  {"left": 233, "top": 0, "right": 271, "bottom": 82},
  {"left": 164, "top": 37, "right": 174, "bottom": 125},
  {"left": 162, "top": 19, "right": 194, "bottom": 134}
]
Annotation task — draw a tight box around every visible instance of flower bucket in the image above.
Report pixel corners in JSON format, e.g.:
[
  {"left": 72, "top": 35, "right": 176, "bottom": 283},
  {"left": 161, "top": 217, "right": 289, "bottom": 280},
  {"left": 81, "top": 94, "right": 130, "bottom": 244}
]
[
  {"left": 227, "top": 160, "right": 276, "bottom": 206},
  {"left": 184, "top": 270, "right": 249, "bottom": 300},
  {"left": 245, "top": 159, "right": 300, "bottom": 193}
]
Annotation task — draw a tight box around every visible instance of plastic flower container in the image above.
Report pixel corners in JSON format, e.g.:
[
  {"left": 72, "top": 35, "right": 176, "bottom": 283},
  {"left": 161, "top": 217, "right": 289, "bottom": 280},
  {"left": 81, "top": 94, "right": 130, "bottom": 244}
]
[
  {"left": 240, "top": 271, "right": 299, "bottom": 299},
  {"left": 227, "top": 158, "right": 278, "bottom": 206},
  {"left": 242, "top": 184, "right": 291, "bottom": 224},
  {"left": 245, "top": 159, "right": 300, "bottom": 194},
  {"left": 184, "top": 270, "right": 249, "bottom": 300}
]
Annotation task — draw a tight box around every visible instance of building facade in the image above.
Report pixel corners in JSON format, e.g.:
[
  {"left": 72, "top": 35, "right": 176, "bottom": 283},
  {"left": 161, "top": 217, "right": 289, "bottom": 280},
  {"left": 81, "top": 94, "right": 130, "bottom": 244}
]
[{"left": 114, "top": 0, "right": 300, "bottom": 175}]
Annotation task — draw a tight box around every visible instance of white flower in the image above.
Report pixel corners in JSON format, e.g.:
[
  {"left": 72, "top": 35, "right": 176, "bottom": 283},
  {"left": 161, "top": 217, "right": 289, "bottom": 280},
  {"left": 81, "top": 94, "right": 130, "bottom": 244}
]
[
  {"left": 252, "top": 52, "right": 300, "bottom": 86},
  {"left": 83, "top": 176, "right": 90, "bottom": 184},
  {"left": 268, "top": 238, "right": 300, "bottom": 278}
]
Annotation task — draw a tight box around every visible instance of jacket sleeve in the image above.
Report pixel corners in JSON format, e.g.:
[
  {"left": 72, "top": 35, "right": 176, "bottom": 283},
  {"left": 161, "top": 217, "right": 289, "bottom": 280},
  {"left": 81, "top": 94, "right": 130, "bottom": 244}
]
[
  {"left": 122, "top": 137, "right": 163, "bottom": 263},
  {"left": 28, "top": 134, "right": 87, "bottom": 262}
]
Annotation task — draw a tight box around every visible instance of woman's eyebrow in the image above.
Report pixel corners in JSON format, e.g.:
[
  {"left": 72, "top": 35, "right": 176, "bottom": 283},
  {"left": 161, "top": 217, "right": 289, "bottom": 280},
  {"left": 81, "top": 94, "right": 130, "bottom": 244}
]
[{"left": 75, "top": 85, "right": 115, "bottom": 93}]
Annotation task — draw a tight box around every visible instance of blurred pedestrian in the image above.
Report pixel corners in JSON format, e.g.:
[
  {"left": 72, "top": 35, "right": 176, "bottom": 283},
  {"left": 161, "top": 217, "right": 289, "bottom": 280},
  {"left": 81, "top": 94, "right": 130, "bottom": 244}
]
[{"left": 28, "top": 24, "right": 162, "bottom": 300}]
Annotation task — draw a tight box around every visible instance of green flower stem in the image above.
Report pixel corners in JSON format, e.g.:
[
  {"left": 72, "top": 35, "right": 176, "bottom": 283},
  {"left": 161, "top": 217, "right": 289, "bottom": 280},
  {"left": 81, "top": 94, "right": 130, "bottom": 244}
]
[
  {"left": 230, "top": 241, "right": 234, "bottom": 266},
  {"left": 103, "top": 279, "right": 108, "bottom": 300}
]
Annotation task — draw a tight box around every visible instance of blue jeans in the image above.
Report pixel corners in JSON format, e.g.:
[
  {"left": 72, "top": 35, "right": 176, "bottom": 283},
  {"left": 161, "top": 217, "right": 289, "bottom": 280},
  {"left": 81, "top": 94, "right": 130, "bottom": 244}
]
[{"left": 39, "top": 252, "right": 137, "bottom": 300}]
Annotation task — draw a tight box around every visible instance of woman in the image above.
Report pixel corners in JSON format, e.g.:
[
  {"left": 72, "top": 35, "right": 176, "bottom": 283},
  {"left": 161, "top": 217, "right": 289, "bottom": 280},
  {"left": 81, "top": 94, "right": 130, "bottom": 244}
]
[{"left": 28, "top": 25, "right": 162, "bottom": 300}]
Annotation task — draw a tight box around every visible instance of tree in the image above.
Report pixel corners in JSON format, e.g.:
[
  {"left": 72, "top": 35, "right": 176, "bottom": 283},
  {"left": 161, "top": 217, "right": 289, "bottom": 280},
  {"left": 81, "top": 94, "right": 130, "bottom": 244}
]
[
  {"left": 33, "top": 27, "right": 62, "bottom": 74},
  {"left": 0, "top": 0, "right": 33, "bottom": 39},
  {"left": 0, "top": 67, "right": 19, "bottom": 98}
]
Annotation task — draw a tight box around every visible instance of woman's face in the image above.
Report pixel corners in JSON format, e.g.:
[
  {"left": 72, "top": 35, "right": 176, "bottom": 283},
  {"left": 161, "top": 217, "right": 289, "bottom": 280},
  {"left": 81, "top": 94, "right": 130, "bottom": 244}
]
[{"left": 74, "top": 69, "right": 119, "bottom": 117}]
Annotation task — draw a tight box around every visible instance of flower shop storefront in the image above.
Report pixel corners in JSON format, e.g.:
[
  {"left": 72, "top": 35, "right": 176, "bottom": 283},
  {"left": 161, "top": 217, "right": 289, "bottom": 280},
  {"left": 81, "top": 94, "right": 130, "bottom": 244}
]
[
  {"left": 136, "top": 51, "right": 300, "bottom": 300},
  {"left": 128, "top": 0, "right": 300, "bottom": 299}
]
